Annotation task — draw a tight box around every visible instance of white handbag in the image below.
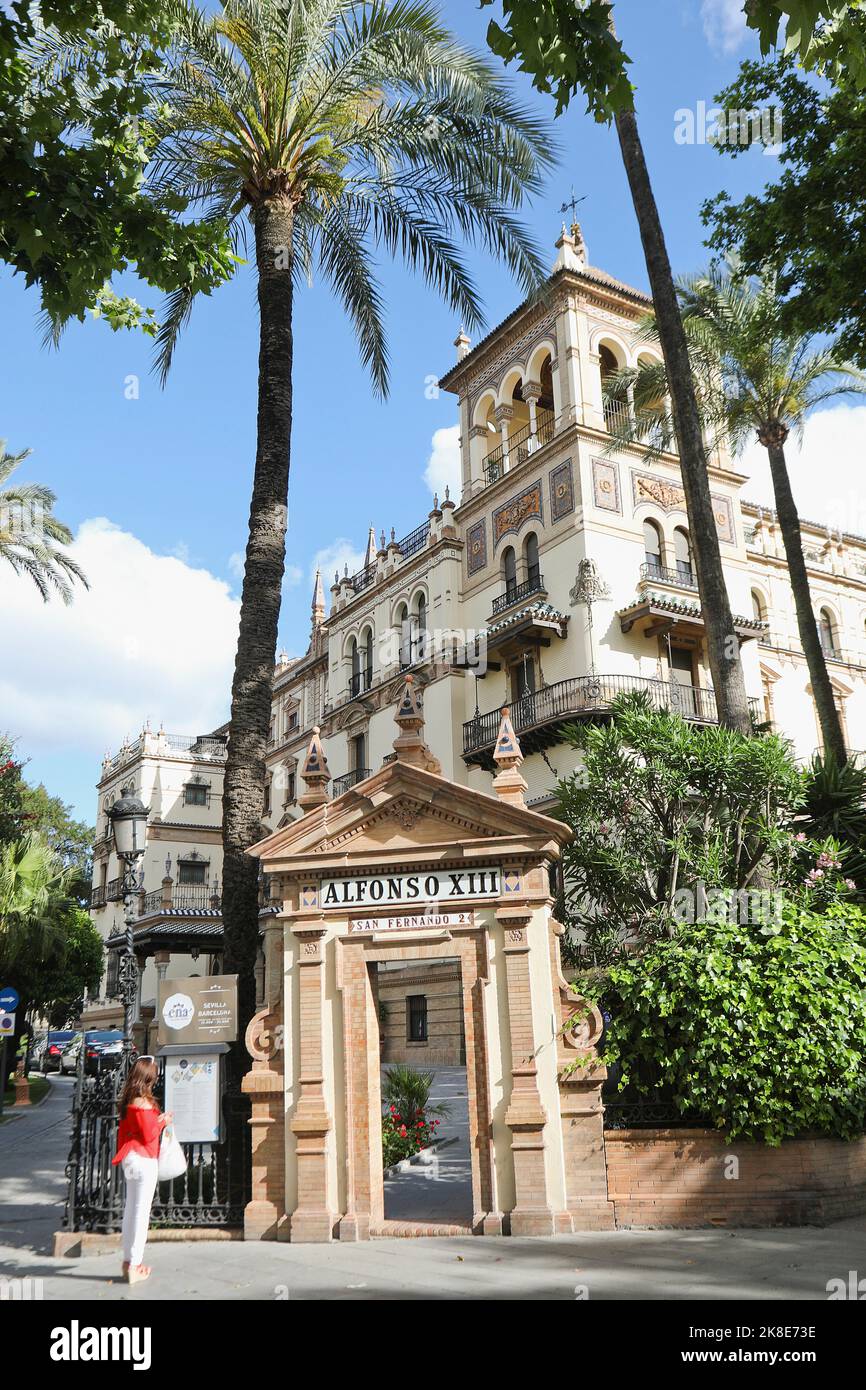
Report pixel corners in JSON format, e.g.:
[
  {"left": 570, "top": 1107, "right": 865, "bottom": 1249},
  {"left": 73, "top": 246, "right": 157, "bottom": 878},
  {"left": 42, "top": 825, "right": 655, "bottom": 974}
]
[{"left": 157, "top": 1123, "right": 187, "bottom": 1181}]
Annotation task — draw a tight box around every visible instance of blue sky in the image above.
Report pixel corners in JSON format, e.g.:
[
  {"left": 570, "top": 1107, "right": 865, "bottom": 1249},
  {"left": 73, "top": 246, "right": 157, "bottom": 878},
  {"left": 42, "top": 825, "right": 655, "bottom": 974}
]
[{"left": 3, "top": 0, "right": 860, "bottom": 821}]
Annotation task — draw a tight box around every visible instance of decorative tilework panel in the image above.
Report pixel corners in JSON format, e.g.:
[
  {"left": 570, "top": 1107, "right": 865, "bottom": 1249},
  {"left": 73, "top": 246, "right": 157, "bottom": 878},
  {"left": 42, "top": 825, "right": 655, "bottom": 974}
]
[
  {"left": 492, "top": 480, "right": 543, "bottom": 550},
  {"left": 549, "top": 458, "right": 575, "bottom": 522},
  {"left": 591, "top": 458, "right": 621, "bottom": 513},
  {"left": 466, "top": 518, "right": 488, "bottom": 575}
]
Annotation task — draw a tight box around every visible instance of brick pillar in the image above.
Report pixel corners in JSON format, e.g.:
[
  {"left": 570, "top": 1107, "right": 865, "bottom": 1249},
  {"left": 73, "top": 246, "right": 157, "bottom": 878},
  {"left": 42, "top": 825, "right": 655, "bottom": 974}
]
[
  {"left": 550, "top": 920, "right": 615, "bottom": 1230},
  {"left": 289, "top": 927, "right": 335, "bottom": 1242},
  {"left": 498, "top": 906, "right": 555, "bottom": 1236},
  {"left": 242, "top": 915, "right": 288, "bottom": 1240},
  {"left": 336, "top": 942, "right": 381, "bottom": 1240}
]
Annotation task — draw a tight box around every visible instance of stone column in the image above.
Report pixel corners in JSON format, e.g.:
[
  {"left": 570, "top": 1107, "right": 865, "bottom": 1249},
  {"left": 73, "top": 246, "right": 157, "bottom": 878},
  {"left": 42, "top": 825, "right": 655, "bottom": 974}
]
[
  {"left": 288, "top": 925, "right": 335, "bottom": 1241},
  {"left": 335, "top": 941, "right": 381, "bottom": 1240},
  {"left": 498, "top": 905, "right": 555, "bottom": 1236},
  {"left": 494, "top": 404, "right": 513, "bottom": 473}
]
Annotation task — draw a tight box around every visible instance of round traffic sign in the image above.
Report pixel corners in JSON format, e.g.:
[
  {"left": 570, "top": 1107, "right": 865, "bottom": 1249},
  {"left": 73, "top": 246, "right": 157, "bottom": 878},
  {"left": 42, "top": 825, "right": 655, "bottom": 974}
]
[{"left": 0, "top": 987, "right": 19, "bottom": 1012}]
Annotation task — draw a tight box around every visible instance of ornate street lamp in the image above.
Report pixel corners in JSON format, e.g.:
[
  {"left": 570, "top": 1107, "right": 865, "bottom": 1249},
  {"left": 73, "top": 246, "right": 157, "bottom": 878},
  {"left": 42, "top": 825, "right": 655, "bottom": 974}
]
[{"left": 108, "top": 786, "right": 150, "bottom": 1057}]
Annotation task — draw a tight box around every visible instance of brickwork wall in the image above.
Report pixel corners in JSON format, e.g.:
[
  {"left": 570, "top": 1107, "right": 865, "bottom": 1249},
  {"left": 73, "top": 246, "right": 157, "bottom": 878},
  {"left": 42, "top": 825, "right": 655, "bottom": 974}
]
[
  {"left": 606, "top": 1128, "right": 866, "bottom": 1227},
  {"left": 378, "top": 961, "right": 465, "bottom": 1066}
]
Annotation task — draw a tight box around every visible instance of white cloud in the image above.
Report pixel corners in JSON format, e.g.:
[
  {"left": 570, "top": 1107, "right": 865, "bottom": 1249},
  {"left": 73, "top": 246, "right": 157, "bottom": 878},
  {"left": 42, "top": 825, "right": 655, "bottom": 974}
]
[
  {"left": 424, "top": 424, "right": 461, "bottom": 500},
  {"left": 311, "top": 539, "right": 366, "bottom": 589},
  {"left": 0, "top": 517, "right": 239, "bottom": 761},
  {"left": 284, "top": 563, "right": 303, "bottom": 589},
  {"left": 701, "top": 0, "right": 748, "bottom": 54},
  {"left": 738, "top": 403, "right": 866, "bottom": 536},
  {"left": 228, "top": 550, "right": 245, "bottom": 580}
]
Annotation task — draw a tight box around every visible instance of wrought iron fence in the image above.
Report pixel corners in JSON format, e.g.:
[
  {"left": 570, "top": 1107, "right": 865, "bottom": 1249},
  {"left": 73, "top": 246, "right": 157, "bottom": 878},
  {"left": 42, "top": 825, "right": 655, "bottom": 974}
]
[{"left": 63, "top": 1053, "right": 249, "bottom": 1234}]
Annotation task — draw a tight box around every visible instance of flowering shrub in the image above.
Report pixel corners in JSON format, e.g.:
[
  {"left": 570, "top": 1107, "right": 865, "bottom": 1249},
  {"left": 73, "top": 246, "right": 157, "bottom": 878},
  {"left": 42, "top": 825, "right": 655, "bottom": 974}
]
[{"left": 382, "top": 1104, "right": 441, "bottom": 1168}]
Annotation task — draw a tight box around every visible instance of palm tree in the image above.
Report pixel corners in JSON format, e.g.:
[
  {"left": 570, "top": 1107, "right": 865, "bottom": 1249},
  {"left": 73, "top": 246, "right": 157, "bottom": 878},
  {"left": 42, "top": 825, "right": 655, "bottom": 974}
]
[
  {"left": 607, "top": 9, "right": 752, "bottom": 739},
  {"left": 0, "top": 832, "right": 67, "bottom": 969},
  {"left": 146, "top": 0, "right": 553, "bottom": 1028},
  {"left": 382, "top": 1062, "right": 450, "bottom": 1128},
  {"left": 604, "top": 263, "right": 866, "bottom": 767},
  {"left": 0, "top": 443, "right": 87, "bottom": 603}
]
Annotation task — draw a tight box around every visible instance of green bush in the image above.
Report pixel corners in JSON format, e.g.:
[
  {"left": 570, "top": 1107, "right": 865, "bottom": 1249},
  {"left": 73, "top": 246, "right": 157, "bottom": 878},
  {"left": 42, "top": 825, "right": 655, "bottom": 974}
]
[{"left": 591, "top": 901, "right": 866, "bottom": 1144}]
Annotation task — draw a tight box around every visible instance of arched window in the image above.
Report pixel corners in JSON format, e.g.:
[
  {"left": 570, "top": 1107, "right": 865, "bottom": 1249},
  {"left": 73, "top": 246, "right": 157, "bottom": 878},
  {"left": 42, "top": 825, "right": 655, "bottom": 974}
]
[
  {"left": 525, "top": 532, "right": 540, "bottom": 588},
  {"left": 600, "top": 344, "right": 628, "bottom": 431},
  {"left": 751, "top": 590, "right": 767, "bottom": 625},
  {"left": 673, "top": 526, "right": 692, "bottom": 581},
  {"left": 819, "top": 608, "right": 838, "bottom": 657},
  {"left": 349, "top": 637, "right": 361, "bottom": 697},
  {"left": 363, "top": 627, "right": 374, "bottom": 690},
  {"left": 410, "top": 593, "right": 427, "bottom": 664},
  {"left": 396, "top": 603, "right": 411, "bottom": 668},
  {"left": 503, "top": 546, "right": 517, "bottom": 599},
  {"left": 643, "top": 519, "right": 663, "bottom": 574}
]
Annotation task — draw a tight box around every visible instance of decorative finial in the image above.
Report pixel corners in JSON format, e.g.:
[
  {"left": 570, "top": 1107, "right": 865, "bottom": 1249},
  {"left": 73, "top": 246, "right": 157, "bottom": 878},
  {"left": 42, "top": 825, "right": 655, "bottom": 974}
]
[
  {"left": 364, "top": 524, "right": 377, "bottom": 569},
  {"left": 311, "top": 568, "right": 325, "bottom": 627},
  {"left": 392, "top": 674, "right": 441, "bottom": 774},
  {"left": 380, "top": 529, "right": 386, "bottom": 551},
  {"left": 492, "top": 707, "right": 528, "bottom": 808},
  {"left": 444, "top": 485, "right": 451, "bottom": 503},
  {"left": 454, "top": 326, "right": 471, "bottom": 361},
  {"left": 298, "top": 725, "right": 331, "bottom": 813}
]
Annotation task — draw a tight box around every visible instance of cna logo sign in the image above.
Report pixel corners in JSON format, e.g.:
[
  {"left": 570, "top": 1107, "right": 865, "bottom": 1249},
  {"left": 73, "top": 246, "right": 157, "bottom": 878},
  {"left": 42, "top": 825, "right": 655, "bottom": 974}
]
[{"left": 162, "top": 992, "right": 195, "bottom": 1031}]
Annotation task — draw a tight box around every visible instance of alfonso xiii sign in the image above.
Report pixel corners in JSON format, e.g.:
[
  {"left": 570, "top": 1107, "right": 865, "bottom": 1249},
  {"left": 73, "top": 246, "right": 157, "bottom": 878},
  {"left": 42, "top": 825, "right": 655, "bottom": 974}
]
[{"left": 320, "top": 865, "right": 503, "bottom": 910}]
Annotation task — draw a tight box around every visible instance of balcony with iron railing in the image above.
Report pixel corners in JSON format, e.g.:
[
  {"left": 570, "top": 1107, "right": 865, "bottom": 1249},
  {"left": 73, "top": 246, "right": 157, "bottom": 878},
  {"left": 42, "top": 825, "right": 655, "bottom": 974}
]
[
  {"left": 345, "top": 521, "right": 431, "bottom": 595},
  {"left": 639, "top": 561, "right": 698, "bottom": 592},
  {"left": 332, "top": 767, "right": 372, "bottom": 797},
  {"left": 491, "top": 574, "right": 546, "bottom": 616},
  {"left": 463, "top": 672, "right": 761, "bottom": 767},
  {"left": 483, "top": 408, "right": 555, "bottom": 486}
]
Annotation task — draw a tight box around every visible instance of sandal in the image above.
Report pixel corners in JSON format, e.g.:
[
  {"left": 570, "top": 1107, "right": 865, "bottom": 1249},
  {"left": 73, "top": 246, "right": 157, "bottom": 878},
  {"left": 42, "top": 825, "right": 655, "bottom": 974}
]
[{"left": 124, "top": 1264, "right": 151, "bottom": 1285}]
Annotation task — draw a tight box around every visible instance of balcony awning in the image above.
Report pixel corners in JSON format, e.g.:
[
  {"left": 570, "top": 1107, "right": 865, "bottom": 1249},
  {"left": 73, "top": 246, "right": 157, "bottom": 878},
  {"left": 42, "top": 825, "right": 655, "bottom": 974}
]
[
  {"left": 617, "top": 591, "right": 766, "bottom": 642},
  {"left": 482, "top": 600, "right": 569, "bottom": 655}
]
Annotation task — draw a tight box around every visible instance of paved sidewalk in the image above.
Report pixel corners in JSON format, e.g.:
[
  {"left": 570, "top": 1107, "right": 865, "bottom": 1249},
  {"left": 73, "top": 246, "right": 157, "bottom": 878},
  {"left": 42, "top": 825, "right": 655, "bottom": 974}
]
[
  {"left": 383, "top": 1065, "right": 472, "bottom": 1226},
  {"left": 3, "top": 1073, "right": 866, "bottom": 1300},
  {"left": 3, "top": 1220, "right": 866, "bottom": 1301}
]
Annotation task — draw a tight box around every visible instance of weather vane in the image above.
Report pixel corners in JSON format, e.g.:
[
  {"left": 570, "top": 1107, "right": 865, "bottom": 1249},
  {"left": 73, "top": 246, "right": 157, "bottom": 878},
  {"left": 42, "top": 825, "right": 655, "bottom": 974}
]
[{"left": 559, "top": 188, "right": 586, "bottom": 221}]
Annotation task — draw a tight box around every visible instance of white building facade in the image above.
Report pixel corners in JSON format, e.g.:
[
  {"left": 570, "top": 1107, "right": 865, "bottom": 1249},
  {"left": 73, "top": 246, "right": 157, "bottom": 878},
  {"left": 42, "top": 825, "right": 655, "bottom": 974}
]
[{"left": 87, "top": 228, "right": 866, "bottom": 1024}]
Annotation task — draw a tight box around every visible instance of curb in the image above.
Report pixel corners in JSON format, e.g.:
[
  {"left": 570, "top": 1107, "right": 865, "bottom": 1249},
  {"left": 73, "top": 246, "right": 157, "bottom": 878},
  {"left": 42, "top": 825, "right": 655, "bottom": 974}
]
[{"left": 383, "top": 1134, "right": 458, "bottom": 1180}]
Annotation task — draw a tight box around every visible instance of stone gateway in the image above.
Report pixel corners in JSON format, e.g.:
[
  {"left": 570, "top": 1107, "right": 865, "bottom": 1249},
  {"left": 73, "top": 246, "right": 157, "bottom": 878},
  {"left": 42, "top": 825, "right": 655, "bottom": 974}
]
[{"left": 240, "top": 677, "right": 613, "bottom": 1240}]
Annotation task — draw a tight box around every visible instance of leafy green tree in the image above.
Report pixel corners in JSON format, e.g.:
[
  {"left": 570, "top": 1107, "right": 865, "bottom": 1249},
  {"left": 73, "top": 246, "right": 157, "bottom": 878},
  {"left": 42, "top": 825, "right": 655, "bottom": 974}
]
[
  {"left": 147, "top": 0, "right": 553, "bottom": 1037},
  {"left": 0, "top": 741, "right": 26, "bottom": 849},
  {"left": 743, "top": 1, "right": 866, "bottom": 88},
  {"left": 602, "top": 265, "right": 866, "bottom": 766},
  {"left": 480, "top": 0, "right": 752, "bottom": 736},
  {"left": 703, "top": 49, "right": 866, "bottom": 367},
  {"left": 0, "top": 442, "right": 87, "bottom": 603},
  {"left": 7, "top": 904, "right": 104, "bottom": 1031},
  {"left": 555, "top": 693, "right": 804, "bottom": 966},
  {"left": 0, "top": 1, "right": 233, "bottom": 331},
  {"left": 0, "top": 832, "right": 67, "bottom": 967},
  {"left": 797, "top": 755, "right": 866, "bottom": 897},
  {"left": 592, "top": 901, "right": 866, "bottom": 1144},
  {"left": 20, "top": 783, "right": 93, "bottom": 906}
]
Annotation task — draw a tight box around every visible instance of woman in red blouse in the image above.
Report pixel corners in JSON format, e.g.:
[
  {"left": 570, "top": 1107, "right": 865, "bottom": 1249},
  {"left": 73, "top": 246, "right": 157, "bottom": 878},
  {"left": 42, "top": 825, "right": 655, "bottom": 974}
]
[{"left": 113, "top": 1058, "right": 171, "bottom": 1284}]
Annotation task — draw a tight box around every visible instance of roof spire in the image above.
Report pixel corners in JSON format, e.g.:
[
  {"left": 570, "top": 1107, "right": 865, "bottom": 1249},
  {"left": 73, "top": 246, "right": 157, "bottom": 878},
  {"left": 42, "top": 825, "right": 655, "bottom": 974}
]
[
  {"left": 364, "top": 524, "right": 377, "bottom": 568},
  {"left": 311, "top": 568, "right": 325, "bottom": 627}
]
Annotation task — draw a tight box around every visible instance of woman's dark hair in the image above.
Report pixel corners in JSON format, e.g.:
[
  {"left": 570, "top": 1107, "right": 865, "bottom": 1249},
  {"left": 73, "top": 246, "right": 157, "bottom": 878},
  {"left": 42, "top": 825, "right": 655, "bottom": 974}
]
[{"left": 118, "top": 1058, "right": 159, "bottom": 1118}]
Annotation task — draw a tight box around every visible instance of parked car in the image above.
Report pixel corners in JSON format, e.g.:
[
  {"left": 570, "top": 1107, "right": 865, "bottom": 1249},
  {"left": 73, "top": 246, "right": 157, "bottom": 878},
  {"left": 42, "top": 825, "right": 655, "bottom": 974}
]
[
  {"left": 40, "top": 1030, "right": 77, "bottom": 1073},
  {"left": 60, "top": 1030, "right": 128, "bottom": 1076},
  {"left": 82, "top": 1030, "right": 126, "bottom": 1076}
]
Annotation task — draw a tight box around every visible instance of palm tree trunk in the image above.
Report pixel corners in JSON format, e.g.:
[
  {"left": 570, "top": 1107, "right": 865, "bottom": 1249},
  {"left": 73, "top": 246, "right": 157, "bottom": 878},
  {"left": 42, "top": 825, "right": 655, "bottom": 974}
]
[
  {"left": 614, "top": 106, "right": 751, "bottom": 734},
  {"left": 222, "top": 198, "right": 294, "bottom": 1044},
  {"left": 762, "top": 429, "right": 847, "bottom": 765}
]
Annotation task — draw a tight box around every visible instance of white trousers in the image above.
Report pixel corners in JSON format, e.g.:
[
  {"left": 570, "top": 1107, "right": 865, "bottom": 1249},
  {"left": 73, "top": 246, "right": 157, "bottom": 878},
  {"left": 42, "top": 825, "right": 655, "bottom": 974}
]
[{"left": 121, "top": 1152, "right": 159, "bottom": 1267}]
